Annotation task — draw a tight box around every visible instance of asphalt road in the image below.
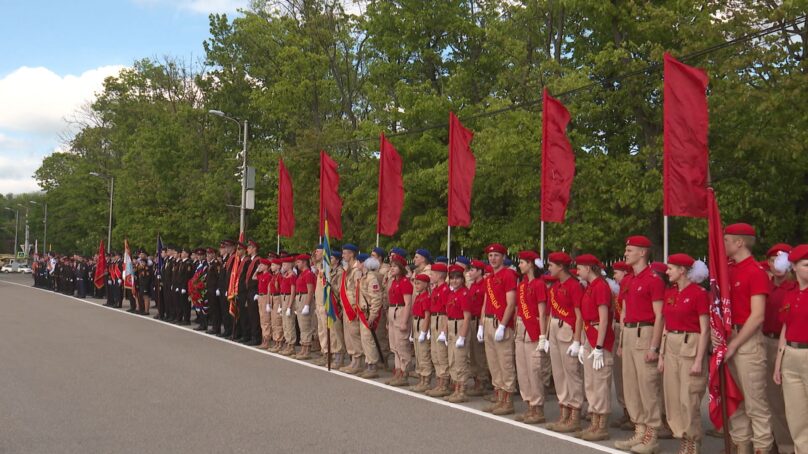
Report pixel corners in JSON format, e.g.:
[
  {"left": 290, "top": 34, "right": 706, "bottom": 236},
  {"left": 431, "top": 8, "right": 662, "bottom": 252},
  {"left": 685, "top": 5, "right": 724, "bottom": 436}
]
[{"left": 0, "top": 274, "right": 722, "bottom": 453}]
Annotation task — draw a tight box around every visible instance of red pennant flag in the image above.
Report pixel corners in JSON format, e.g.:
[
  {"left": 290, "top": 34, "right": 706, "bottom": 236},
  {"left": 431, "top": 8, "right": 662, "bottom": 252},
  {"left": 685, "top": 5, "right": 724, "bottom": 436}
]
[
  {"left": 541, "top": 88, "right": 575, "bottom": 223},
  {"left": 228, "top": 231, "right": 245, "bottom": 319},
  {"left": 93, "top": 239, "right": 106, "bottom": 289},
  {"left": 319, "top": 151, "right": 343, "bottom": 239},
  {"left": 663, "top": 52, "right": 709, "bottom": 218},
  {"left": 278, "top": 158, "right": 295, "bottom": 237},
  {"left": 377, "top": 133, "right": 404, "bottom": 236},
  {"left": 706, "top": 188, "right": 743, "bottom": 429},
  {"left": 448, "top": 112, "right": 475, "bottom": 227}
]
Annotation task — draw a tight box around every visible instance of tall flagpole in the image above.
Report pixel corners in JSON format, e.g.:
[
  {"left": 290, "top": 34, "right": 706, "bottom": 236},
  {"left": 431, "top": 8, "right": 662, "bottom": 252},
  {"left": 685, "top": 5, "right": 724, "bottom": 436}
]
[
  {"left": 376, "top": 233, "right": 380, "bottom": 248},
  {"left": 663, "top": 215, "right": 669, "bottom": 261},
  {"left": 447, "top": 226, "right": 451, "bottom": 258},
  {"left": 276, "top": 234, "right": 280, "bottom": 254},
  {"left": 540, "top": 221, "right": 545, "bottom": 261}
]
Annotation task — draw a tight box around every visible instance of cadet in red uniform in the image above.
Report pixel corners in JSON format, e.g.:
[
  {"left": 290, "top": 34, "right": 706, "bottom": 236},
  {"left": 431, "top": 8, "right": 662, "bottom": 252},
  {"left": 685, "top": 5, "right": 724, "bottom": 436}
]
[
  {"left": 612, "top": 261, "right": 633, "bottom": 430},
  {"left": 575, "top": 254, "right": 615, "bottom": 441},
  {"left": 256, "top": 258, "right": 272, "bottom": 349},
  {"left": 279, "top": 256, "right": 298, "bottom": 356},
  {"left": 465, "top": 260, "right": 489, "bottom": 397},
  {"left": 293, "top": 254, "right": 316, "bottom": 360},
  {"left": 426, "top": 263, "right": 451, "bottom": 398},
  {"left": 385, "top": 255, "right": 413, "bottom": 387},
  {"left": 513, "top": 251, "right": 547, "bottom": 425},
  {"left": 723, "top": 223, "right": 773, "bottom": 454},
  {"left": 444, "top": 265, "right": 472, "bottom": 403},
  {"left": 615, "top": 235, "right": 666, "bottom": 453},
  {"left": 479, "top": 243, "right": 518, "bottom": 416},
  {"left": 764, "top": 243, "right": 796, "bottom": 454},
  {"left": 773, "top": 245, "right": 808, "bottom": 453},
  {"left": 411, "top": 274, "right": 433, "bottom": 392},
  {"left": 545, "top": 251, "right": 585, "bottom": 433},
  {"left": 658, "top": 254, "right": 710, "bottom": 454}
]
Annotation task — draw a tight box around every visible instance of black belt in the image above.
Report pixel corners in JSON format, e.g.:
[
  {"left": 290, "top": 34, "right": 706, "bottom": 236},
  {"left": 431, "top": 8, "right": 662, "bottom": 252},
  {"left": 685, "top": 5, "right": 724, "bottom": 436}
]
[
  {"left": 414, "top": 316, "right": 423, "bottom": 321},
  {"left": 258, "top": 293, "right": 267, "bottom": 296},
  {"left": 667, "top": 330, "right": 698, "bottom": 334},
  {"left": 431, "top": 312, "right": 445, "bottom": 316},
  {"left": 484, "top": 314, "right": 497, "bottom": 319},
  {"left": 279, "top": 293, "right": 291, "bottom": 295},
  {"left": 624, "top": 322, "right": 653, "bottom": 328},
  {"left": 787, "top": 341, "right": 808, "bottom": 349},
  {"left": 448, "top": 317, "right": 463, "bottom": 321},
  {"left": 763, "top": 332, "right": 779, "bottom": 339},
  {"left": 390, "top": 303, "right": 405, "bottom": 307}
]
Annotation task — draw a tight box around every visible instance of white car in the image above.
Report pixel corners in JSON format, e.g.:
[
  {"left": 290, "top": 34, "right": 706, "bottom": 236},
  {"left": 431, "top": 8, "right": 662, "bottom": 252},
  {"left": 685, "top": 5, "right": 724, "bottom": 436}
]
[{"left": 1, "top": 262, "right": 32, "bottom": 273}]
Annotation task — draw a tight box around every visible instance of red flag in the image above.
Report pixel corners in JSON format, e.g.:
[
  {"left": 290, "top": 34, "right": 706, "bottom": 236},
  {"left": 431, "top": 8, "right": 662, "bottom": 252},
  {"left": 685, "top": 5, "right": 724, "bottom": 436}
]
[
  {"left": 663, "top": 53, "right": 709, "bottom": 218},
  {"left": 319, "top": 151, "right": 343, "bottom": 239},
  {"left": 278, "top": 158, "right": 295, "bottom": 237},
  {"left": 541, "top": 88, "right": 575, "bottom": 223},
  {"left": 448, "top": 112, "right": 475, "bottom": 227},
  {"left": 93, "top": 239, "right": 106, "bottom": 289},
  {"left": 228, "top": 231, "right": 245, "bottom": 319},
  {"left": 377, "top": 133, "right": 404, "bottom": 236},
  {"left": 707, "top": 188, "right": 743, "bottom": 429}
]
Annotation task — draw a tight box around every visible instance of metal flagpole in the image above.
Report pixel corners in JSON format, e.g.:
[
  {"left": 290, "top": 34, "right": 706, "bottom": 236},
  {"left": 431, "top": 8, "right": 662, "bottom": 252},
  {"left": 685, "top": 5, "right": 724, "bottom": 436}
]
[
  {"left": 276, "top": 234, "right": 280, "bottom": 254},
  {"left": 663, "top": 215, "right": 669, "bottom": 261},
  {"left": 447, "top": 226, "right": 451, "bottom": 258},
  {"left": 540, "top": 221, "right": 545, "bottom": 260},
  {"left": 376, "top": 233, "right": 380, "bottom": 248}
]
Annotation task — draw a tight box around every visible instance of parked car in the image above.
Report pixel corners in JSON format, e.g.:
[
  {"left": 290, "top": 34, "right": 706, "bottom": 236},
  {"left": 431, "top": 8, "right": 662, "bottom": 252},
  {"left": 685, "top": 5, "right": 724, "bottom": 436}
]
[{"left": 1, "top": 261, "right": 31, "bottom": 273}]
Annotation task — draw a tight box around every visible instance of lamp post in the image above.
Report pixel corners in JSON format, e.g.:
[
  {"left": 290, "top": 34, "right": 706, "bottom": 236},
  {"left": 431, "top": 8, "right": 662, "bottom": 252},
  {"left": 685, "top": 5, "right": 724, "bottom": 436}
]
[
  {"left": 4, "top": 207, "right": 18, "bottom": 255},
  {"left": 17, "top": 204, "right": 29, "bottom": 256},
  {"left": 209, "top": 109, "right": 248, "bottom": 235},
  {"left": 89, "top": 172, "right": 114, "bottom": 247},
  {"left": 29, "top": 200, "right": 47, "bottom": 253}
]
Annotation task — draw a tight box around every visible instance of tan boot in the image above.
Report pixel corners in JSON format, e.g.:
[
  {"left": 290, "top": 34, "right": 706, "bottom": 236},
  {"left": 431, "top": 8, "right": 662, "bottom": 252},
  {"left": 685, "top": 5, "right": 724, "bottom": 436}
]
[
  {"left": 523, "top": 405, "right": 547, "bottom": 424},
  {"left": 514, "top": 406, "right": 531, "bottom": 423},
  {"left": 615, "top": 423, "right": 647, "bottom": 450},
  {"left": 582, "top": 413, "right": 610, "bottom": 441},
  {"left": 546, "top": 405, "right": 570, "bottom": 431},
  {"left": 466, "top": 377, "right": 484, "bottom": 397},
  {"left": 554, "top": 406, "right": 582, "bottom": 433},
  {"left": 359, "top": 363, "right": 379, "bottom": 379},
  {"left": 629, "top": 426, "right": 659, "bottom": 454},
  {"left": 425, "top": 377, "right": 445, "bottom": 397},
  {"left": 492, "top": 392, "right": 515, "bottom": 415},
  {"left": 443, "top": 383, "right": 460, "bottom": 401},
  {"left": 294, "top": 345, "right": 311, "bottom": 360},
  {"left": 384, "top": 369, "right": 400, "bottom": 385},
  {"left": 391, "top": 370, "right": 410, "bottom": 387},
  {"left": 482, "top": 389, "right": 501, "bottom": 413},
  {"left": 448, "top": 384, "right": 468, "bottom": 403},
  {"left": 575, "top": 413, "right": 598, "bottom": 438},
  {"left": 258, "top": 337, "right": 270, "bottom": 349},
  {"left": 411, "top": 375, "right": 430, "bottom": 393}
]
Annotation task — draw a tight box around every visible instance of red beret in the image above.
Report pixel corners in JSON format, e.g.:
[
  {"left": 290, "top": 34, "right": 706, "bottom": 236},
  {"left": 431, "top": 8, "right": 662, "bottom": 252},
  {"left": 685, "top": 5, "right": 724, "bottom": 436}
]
[
  {"left": 281, "top": 255, "right": 295, "bottom": 263},
  {"left": 650, "top": 262, "right": 668, "bottom": 274},
  {"left": 236, "top": 241, "right": 247, "bottom": 250},
  {"left": 391, "top": 255, "right": 407, "bottom": 267},
  {"left": 259, "top": 258, "right": 272, "bottom": 266},
  {"left": 766, "top": 243, "right": 792, "bottom": 258},
  {"left": 414, "top": 274, "right": 430, "bottom": 283},
  {"left": 758, "top": 260, "right": 771, "bottom": 271},
  {"left": 574, "top": 254, "right": 602, "bottom": 268},
  {"left": 788, "top": 244, "right": 808, "bottom": 263},
  {"left": 518, "top": 250, "right": 540, "bottom": 262},
  {"left": 667, "top": 253, "right": 694, "bottom": 267},
  {"left": 448, "top": 264, "right": 465, "bottom": 274},
  {"left": 612, "top": 261, "right": 631, "bottom": 273},
  {"left": 724, "top": 223, "right": 756, "bottom": 236},
  {"left": 484, "top": 265, "right": 494, "bottom": 274},
  {"left": 296, "top": 254, "right": 311, "bottom": 261},
  {"left": 470, "top": 260, "right": 486, "bottom": 270},
  {"left": 206, "top": 247, "right": 216, "bottom": 254},
  {"left": 548, "top": 251, "right": 572, "bottom": 266},
  {"left": 271, "top": 258, "right": 282, "bottom": 265},
  {"left": 625, "top": 235, "right": 652, "bottom": 248},
  {"left": 431, "top": 263, "right": 448, "bottom": 273},
  {"left": 485, "top": 243, "right": 507, "bottom": 255},
  {"left": 247, "top": 239, "right": 259, "bottom": 249}
]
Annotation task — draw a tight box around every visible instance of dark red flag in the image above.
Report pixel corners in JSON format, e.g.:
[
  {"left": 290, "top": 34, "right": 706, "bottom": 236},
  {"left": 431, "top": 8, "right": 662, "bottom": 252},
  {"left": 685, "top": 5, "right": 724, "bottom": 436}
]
[
  {"left": 448, "top": 112, "right": 475, "bottom": 227},
  {"left": 663, "top": 52, "right": 709, "bottom": 218},
  {"left": 93, "top": 239, "right": 106, "bottom": 289},
  {"left": 377, "top": 133, "right": 404, "bottom": 236},
  {"left": 278, "top": 158, "right": 295, "bottom": 237},
  {"left": 319, "top": 151, "right": 343, "bottom": 239},
  {"left": 541, "top": 88, "right": 575, "bottom": 223},
  {"left": 706, "top": 188, "right": 743, "bottom": 429}
]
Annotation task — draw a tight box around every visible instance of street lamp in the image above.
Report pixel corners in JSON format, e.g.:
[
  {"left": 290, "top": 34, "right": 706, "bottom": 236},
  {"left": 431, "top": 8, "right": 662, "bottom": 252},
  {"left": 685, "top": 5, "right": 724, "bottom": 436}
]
[
  {"left": 29, "top": 200, "right": 47, "bottom": 253},
  {"left": 4, "top": 207, "right": 18, "bottom": 255},
  {"left": 16, "top": 203, "right": 29, "bottom": 257},
  {"left": 89, "top": 172, "right": 114, "bottom": 248},
  {"left": 208, "top": 109, "right": 248, "bottom": 235}
]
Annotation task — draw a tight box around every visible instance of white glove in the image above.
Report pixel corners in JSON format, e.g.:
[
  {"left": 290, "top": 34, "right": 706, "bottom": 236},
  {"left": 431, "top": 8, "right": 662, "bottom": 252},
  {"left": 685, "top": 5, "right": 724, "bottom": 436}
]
[
  {"left": 215, "top": 289, "right": 221, "bottom": 296},
  {"left": 495, "top": 324, "right": 506, "bottom": 342},
  {"left": 302, "top": 305, "right": 310, "bottom": 315},
  {"left": 117, "top": 279, "right": 122, "bottom": 284},
  {"left": 253, "top": 294, "right": 259, "bottom": 301},
  {"left": 409, "top": 334, "right": 414, "bottom": 343},
  {"left": 578, "top": 345, "right": 586, "bottom": 364},
  {"left": 285, "top": 307, "right": 291, "bottom": 316},
  {"left": 224, "top": 291, "right": 227, "bottom": 297},
  {"left": 107, "top": 280, "right": 112, "bottom": 285},
  {"left": 536, "top": 335, "right": 550, "bottom": 353},
  {"left": 455, "top": 336, "right": 465, "bottom": 348},
  {"left": 437, "top": 331, "right": 447, "bottom": 345},
  {"left": 426, "top": 330, "right": 431, "bottom": 341},
  {"left": 589, "top": 347, "right": 604, "bottom": 370},
  {"left": 265, "top": 303, "right": 271, "bottom": 313},
  {"left": 277, "top": 306, "right": 282, "bottom": 314},
  {"left": 418, "top": 331, "right": 427, "bottom": 343},
  {"left": 476, "top": 325, "right": 484, "bottom": 343},
  {"left": 566, "top": 341, "right": 581, "bottom": 357},
  {"left": 181, "top": 289, "right": 186, "bottom": 294}
]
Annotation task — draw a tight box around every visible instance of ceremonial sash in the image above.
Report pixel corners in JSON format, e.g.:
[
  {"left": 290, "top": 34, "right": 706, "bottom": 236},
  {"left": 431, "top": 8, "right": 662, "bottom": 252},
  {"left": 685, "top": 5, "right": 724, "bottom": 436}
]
[
  {"left": 228, "top": 257, "right": 244, "bottom": 318},
  {"left": 339, "top": 271, "right": 357, "bottom": 322},
  {"left": 517, "top": 282, "right": 541, "bottom": 342}
]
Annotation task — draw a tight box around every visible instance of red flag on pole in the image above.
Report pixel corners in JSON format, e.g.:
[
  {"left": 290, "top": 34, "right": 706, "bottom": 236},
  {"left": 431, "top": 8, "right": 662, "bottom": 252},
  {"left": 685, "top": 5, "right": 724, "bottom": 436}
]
[
  {"left": 319, "top": 151, "right": 343, "bottom": 239},
  {"left": 377, "top": 133, "right": 404, "bottom": 236},
  {"left": 663, "top": 52, "right": 709, "bottom": 218},
  {"left": 93, "top": 239, "right": 106, "bottom": 289},
  {"left": 541, "top": 88, "right": 575, "bottom": 223},
  {"left": 448, "top": 112, "right": 475, "bottom": 227},
  {"left": 706, "top": 188, "right": 743, "bottom": 430},
  {"left": 228, "top": 231, "right": 245, "bottom": 319},
  {"left": 278, "top": 158, "right": 295, "bottom": 237}
]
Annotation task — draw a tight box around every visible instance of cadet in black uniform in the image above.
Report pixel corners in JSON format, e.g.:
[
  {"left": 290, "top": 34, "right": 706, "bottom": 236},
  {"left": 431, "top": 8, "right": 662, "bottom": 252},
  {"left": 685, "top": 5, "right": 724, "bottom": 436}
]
[
  {"left": 136, "top": 250, "right": 153, "bottom": 315},
  {"left": 173, "top": 247, "right": 194, "bottom": 325},
  {"left": 215, "top": 240, "right": 236, "bottom": 337}
]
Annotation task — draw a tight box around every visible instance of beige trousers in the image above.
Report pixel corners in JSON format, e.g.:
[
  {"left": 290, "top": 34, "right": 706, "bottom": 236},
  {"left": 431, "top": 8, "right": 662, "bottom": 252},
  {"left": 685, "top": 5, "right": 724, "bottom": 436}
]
[
  {"left": 582, "top": 332, "right": 613, "bottom": 415},
  {"left": 360, "top": 319, "right": 380, "bottom": 365},
  {"left": 622, "top": 324, "right": 662, "bottom": 428},
  {"left": 388, "top": 306, "right": 413, "bottom": 372},
  {"left": 270, "top": 295, "right": 284, "bottom": 342},
  {"left": 483, "top": 316, "right": 516, "bottom": 393},
  {"left": 765, "top": 336, "right": 794, "bottom": 453},
  {"left": 661, "top": 332, "right": 707, "bottom": 440},
  {"left": 295, "top": 296, "right": 314, "bottom": 345},
  {"left": 549, "top": 317, "right": 584, "bottom": 409},
  {"left": 413, "top": 317, "right": 433, "bottom": 378},
  {"left": 514, "top": 318, "right": 546, "bottom": 407},
  {"left": 430, "top": 315, "right": 449, "bottom": 378},
  {"left": 258, "top": 295, "right": 271, "bottom": 342},
  {"left": 447, "top": 319, "right": 470, "bottom": 384},
  {"left": 782, "top": 346, "right": 808, "bottom": 454},
  {"left": 316, "top": 298, "right": 345, "bottom": 354},
  {"left": 728, "top": 330, "right": 773, "bottom": 451},
  {"left": 343, "top": 315, "right": 362, "bottom": 359},
  {"left": 282, "top": 295, "right": 297, "bottom": 346}
]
